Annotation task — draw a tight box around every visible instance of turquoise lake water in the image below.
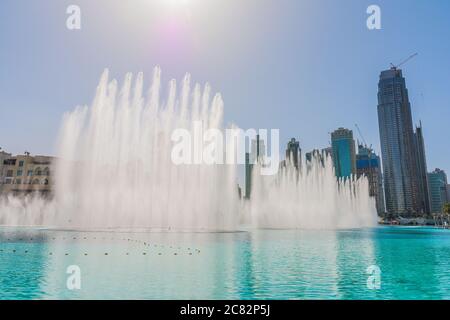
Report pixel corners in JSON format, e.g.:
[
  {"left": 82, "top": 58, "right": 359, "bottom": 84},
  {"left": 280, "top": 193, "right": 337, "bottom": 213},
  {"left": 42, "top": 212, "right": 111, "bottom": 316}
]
[{"left": 0, "top": 226, "right": 449, "bottom": 299}]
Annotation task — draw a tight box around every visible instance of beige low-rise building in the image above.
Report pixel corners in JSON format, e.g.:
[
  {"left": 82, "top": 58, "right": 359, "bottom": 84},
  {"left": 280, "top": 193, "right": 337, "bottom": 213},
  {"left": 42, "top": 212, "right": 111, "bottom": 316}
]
[{"left": 0, "top": 153, "right": 55, "bottom": 196}]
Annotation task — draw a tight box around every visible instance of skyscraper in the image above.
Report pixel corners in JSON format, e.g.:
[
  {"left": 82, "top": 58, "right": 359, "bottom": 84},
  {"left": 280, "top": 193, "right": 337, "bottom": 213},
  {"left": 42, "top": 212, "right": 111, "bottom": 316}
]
[
  {"left": 377, "top": 68, "right": 421, "bottom": 216},
  {"left": 285, "top": 138, "right": 301, "bottom": 168},
  {"left": 331, "top": 128, "right": 356, "bottom": 178},
  {"left": 414, "top": 122, "right": 431, "bottom": 214},
  {"left": 305, "top": 148, "right": 330, "bottom": 166},
  {"left": 447, "top": 184, "right": 450, "bottom": 205},
  {"left": 356, "top": 144, "right": 385, "bottom": 215},
  {"left": 305, "top": 149, "right": 320, "bottom": 163},
  {"left": 250, "top": 134, "right": 265, "bottom": 164},
  {"left": 245, "top": 152, "right": 252, "bottom": 199},
  {"left": 427, "top": 168, "right": 448, "bottom": 214},
  {"left": 245, "top": 135, "right": 265, "bottom": 199},
  {"left": 321, "top": 147, "right": 333, "bottom": 160}
]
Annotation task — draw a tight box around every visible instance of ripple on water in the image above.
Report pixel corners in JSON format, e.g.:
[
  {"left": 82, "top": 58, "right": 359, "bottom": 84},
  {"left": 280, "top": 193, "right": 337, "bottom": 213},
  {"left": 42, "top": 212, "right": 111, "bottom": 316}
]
[{"left": 0, "top": 226, "right": 449, "bottom": 299}]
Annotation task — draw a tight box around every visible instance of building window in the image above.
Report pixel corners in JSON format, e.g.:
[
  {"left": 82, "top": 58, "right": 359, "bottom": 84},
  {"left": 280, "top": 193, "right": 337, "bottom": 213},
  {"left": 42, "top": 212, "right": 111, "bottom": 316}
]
[
  {"left": 35, "top": 167, "right": 42, "bottom": 176},
  {"left": 43, "top": 167, "right": 50, "bottom": 176},
  {"left": 17, "top": 170, "right": 23, "bottom": 176},
  {"left": 15, "top": 179, "right": 22, "bottom": 185},
  {"left": 6, "top": 170, "right": 13, "bottom": 177},
  {"left": 19, "top": 160, "right": 24, "bottom": 167},
  {"left": 27, "top": 170, "right": 33, "bottom": 177},
  {"left": 44, "top": 179, "right": 49, "bottom": 185},
  {"left": 32, "top": 179, "right": 40, "bottom": 185},
  {"left": 3, "top": 159, "right": 16, "bottom": 166}
]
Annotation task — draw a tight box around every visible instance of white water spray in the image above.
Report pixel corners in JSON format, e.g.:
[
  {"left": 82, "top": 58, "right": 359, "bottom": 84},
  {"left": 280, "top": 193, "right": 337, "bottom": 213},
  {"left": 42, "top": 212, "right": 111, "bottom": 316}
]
[
  {"left": 54, "top": 68, "right": 240, "bottom": 230},
  {"left": 0, "top": 68, "right": 377, "bottom": 230},
  {"left": 249, "top": 157, "right": 377, "bottom": 229}
]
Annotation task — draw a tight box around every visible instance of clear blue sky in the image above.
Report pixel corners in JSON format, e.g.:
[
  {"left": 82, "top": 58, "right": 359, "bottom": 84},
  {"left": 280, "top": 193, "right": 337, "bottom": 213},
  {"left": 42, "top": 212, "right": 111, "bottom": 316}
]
[{"left": 1, "top": 0, "right": 449, "bottom": 175}]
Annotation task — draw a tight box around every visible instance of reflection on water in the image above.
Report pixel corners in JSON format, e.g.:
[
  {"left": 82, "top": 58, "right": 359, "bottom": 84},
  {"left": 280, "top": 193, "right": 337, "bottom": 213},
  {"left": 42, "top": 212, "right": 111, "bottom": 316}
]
[{"left": 0, "top": 227, "right": 449, "bottom": 299}]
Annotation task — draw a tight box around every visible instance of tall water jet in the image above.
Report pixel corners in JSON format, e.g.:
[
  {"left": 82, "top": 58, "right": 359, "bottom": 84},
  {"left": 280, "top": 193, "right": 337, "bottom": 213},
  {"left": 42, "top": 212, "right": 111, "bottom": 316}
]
[
  {"left": 248, "top": 155, "right": 378, "bottom": 229},
  {"left": 54, "top": 67, "right": 240, "bottom": 231},
  {"left": 0, "top": 68, "right": 377, "bottom": 230}
]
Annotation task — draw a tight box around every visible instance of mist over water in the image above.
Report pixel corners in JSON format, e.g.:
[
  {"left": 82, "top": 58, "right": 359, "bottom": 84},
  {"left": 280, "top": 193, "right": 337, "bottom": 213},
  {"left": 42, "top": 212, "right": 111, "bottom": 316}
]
[
  {"left": 0, "top": 68, "right": 377, "bottom": 230},
  {"left": 55, "top": 68, "right": 240, "bottom": 230},
  {"left": 0, "top": 195, "right": 57, "bottom": 227},
  {"left": 249, "top": 158, "right": 377, "bottom": 229}
]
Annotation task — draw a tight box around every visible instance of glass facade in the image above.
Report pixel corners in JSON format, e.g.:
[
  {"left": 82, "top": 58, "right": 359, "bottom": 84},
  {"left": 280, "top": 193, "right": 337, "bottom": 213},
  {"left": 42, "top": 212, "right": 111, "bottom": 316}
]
[
  {"left": 245, "top": 135, "right": 265, "bottom": 199},
  {"left": 331, "top": 128, "right": 355, "bottom": 178},
  {"left": 285, "top": 138, "right": 301, "bottom": 168},
  {"left": 428, "top": 169, "right": 448, "bottom": 214},
  {"left": 414, "top": 123, "right": 431, "bottom": 214},
  {"left": 377, "top": 68, "right": 421, "bottom": 215},
  {"left": 356, "top": 145, "right": 385, "bottom": 214}
]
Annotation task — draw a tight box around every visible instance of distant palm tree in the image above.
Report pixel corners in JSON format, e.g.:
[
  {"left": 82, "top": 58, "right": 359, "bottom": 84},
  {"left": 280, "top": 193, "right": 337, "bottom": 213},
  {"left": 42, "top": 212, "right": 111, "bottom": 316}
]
[{"left": 443, "top": 203, "right": 450, "bottom": 215}]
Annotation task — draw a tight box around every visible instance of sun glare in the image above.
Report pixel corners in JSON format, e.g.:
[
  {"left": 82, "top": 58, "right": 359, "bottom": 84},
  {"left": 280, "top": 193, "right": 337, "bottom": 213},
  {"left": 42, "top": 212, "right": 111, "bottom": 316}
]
[{"left": 165, "top": 0, "right": 190, "bottom": 7}]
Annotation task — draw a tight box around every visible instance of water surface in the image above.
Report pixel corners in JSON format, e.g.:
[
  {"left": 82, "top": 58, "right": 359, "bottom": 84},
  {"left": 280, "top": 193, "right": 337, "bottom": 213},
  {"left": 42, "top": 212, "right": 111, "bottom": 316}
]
[{"left": 1, "top": 226, "right": 449, "bottom": 299}]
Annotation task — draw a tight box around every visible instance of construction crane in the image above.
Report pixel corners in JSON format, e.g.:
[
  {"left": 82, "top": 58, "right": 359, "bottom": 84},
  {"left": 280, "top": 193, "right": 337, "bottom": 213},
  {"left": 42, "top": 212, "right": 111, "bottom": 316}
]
[
  {"left": 390, "top": 53, "right": 418, "bottom": 70},
  {"left": 355, "top": 124, "right": 374, "bottom": 173},
  {"left": 355, "top": 124, "right": 371, "bottom": 150}
]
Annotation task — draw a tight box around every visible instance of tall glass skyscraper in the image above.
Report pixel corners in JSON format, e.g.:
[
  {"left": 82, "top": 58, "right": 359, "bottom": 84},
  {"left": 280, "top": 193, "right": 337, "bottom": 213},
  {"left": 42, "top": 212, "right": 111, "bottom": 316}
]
[
  {"left": 331, "top": 128, "right": 356, "bottom": 179},
  {"left": 377, "top": 68, "right": 421, "bottom": 216},
  {"left": 285, "top": 138, "right": 301, "bottom": 169},
  {"left": 356, "top": 145, "right": 385, "bottom": 215},
  {"left": 414, "top": 122, "right": 431, "bottom": 214},
  {"left": 428, "top": 168, "right": 448, "bottom": 214},
  {"left": 245, "top": 135, "right": 265, "bottom": 199}
]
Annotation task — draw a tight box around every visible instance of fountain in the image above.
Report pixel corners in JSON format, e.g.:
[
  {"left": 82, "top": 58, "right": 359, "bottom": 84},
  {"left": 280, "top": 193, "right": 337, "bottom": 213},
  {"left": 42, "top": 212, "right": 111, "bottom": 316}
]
[
  {"left": 249, "top": 156, "right": 377, "bottom": 229},
  {"left": 54, "top": 67, "right": 240, "bottom": 231},
  {"left": 0, "top": 67, "right": 377, "bottom": 230}
]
